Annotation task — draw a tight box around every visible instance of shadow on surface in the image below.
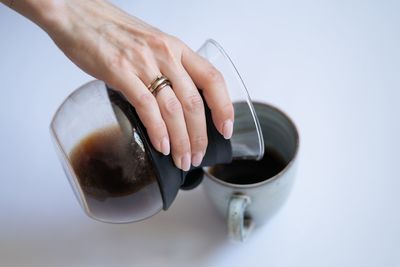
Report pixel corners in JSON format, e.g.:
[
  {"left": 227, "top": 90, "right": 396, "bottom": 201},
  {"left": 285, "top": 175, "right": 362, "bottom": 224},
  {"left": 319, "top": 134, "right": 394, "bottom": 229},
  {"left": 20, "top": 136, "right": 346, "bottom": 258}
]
[{"left": 0, "top": 187, "right": 229, "bottom": 267}]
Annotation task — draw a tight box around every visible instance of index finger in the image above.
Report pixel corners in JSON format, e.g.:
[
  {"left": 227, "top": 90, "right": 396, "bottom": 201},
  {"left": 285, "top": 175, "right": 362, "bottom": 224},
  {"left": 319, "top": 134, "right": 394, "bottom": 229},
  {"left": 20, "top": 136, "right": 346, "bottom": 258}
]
[{"left": 109, "top": 71, "right": 170, "bottom": 155}]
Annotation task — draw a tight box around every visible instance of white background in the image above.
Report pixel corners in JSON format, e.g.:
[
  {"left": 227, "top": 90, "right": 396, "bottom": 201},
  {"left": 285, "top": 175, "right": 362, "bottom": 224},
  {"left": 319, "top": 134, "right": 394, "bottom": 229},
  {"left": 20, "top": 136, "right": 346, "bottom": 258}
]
[{"left": 1, "top": 0, "right": 399, "bottom": 266}]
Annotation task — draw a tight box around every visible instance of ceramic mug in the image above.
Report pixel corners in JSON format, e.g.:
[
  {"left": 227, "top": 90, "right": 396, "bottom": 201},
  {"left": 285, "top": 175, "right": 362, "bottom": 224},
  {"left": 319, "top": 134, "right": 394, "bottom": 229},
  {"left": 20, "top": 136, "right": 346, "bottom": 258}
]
[{"left": 202, "top": 102, "right": 299, "bottom": 241}]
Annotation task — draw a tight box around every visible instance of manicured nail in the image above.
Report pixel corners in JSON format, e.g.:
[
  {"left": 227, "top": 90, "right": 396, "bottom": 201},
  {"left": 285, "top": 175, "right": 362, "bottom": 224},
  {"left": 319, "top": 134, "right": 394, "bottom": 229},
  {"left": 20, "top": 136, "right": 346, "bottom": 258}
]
[
  {"left": 222, "top": 120, "right": 233, "bottom": 139},
  {"left": 160, "top": 137, "right": 170, "bottom": 155},
  {"left": 192, "top": 152, "right": 203, "bottom": 167},
  {"left": 181, "top": 153, "right": 191, "bottom": 171},
  {"left": 173, "top": 156, "right": 182, "bottom": 169}
]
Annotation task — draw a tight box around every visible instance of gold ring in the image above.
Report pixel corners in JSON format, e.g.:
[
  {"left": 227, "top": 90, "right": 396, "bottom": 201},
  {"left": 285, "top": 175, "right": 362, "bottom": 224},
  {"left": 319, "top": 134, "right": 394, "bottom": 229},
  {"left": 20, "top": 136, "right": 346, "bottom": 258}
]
[
  {"left": 153, "top": 80, "right": 171, "bottom": 97},
  {"left": 147, "top": 75, "right": 172, "bottom": 96}
]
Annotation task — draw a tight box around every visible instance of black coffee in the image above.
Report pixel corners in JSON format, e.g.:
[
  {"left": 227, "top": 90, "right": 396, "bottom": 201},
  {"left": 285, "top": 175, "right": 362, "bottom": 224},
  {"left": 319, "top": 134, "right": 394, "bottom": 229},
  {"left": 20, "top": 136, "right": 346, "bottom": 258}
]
[
  {"left": 69, "top": 125, "right": 164, "bottom": 217},
  {"left": 209, "top": 147, "right": 287, "bottom": 185},
  {"left": 69, "top": 125, "right": 158, "bottom": 199},
  {"left": 69, "top": 125, "right": 163, "bottom": 221}
]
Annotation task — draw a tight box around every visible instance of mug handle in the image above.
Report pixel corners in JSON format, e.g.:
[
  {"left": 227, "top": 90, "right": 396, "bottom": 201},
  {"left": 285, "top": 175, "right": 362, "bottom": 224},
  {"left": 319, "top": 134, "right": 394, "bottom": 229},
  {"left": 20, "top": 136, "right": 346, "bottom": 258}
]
[{"left": 228, "top": 194, "right": 253, "bottom": 242}]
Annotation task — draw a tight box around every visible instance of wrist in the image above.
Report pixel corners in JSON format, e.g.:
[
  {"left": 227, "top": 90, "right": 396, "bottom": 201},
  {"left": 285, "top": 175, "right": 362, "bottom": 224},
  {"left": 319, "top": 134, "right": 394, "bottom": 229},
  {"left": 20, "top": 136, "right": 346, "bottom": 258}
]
[{"left": 6, "top": 0, "right": 67, "bottom": 32}]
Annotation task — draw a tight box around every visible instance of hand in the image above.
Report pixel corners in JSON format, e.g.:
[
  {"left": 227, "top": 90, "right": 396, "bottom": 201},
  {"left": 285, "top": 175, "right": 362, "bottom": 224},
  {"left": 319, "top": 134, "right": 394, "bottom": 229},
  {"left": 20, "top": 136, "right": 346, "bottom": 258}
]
[{"left": 4, "top": 0, "right": 234, "bottom": 171}]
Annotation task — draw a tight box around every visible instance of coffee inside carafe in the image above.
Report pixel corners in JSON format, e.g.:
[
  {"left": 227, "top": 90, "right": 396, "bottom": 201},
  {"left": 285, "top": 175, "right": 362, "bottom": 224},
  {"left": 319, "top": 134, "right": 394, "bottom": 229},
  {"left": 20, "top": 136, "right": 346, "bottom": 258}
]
[{"left": 67, "top": 96, "right": 164, "bottom": 223}]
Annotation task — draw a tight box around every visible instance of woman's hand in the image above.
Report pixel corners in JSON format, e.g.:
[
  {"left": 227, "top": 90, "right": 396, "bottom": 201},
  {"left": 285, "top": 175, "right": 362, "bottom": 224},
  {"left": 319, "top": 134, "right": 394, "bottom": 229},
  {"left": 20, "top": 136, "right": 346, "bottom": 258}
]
[{"left": 4, "top": 0, "right": 234, "bottom": 171}]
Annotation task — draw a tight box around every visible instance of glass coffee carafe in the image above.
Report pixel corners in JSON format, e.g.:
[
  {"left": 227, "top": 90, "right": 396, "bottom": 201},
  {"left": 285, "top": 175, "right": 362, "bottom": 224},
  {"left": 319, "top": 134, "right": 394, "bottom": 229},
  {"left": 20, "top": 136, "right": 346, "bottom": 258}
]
[{"left": 50, "top": 39, "right": 264, "bottom": 223}]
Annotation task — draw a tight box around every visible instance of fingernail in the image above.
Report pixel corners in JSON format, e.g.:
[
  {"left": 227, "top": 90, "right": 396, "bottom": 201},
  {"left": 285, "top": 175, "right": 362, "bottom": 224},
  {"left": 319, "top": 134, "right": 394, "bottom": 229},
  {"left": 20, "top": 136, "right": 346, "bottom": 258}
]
[
  {"left": 222, "top": 120, "right": 233, "bottom": 139},
  {"left": 173, "top": 156, "right": 182, "bottom": 169},
  {"left": 181, "top": 153, "right": 191, "bottom": 171},
  {"left": 192, "top": 152, "right": 203, "bottom": 167},
  {"left": 160, "top": 137, "right": 170, "bottom": 155}
]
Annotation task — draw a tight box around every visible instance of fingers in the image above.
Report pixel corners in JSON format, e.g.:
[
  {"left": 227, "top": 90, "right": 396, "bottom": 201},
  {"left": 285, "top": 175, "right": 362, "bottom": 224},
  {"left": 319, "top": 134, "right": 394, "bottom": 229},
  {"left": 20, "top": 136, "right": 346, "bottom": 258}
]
[
  {"left": 104, "top": 36, "right": 219, "bottom": 171},
  {"left": 134, "top": 61, "right": 194, "bottom": 171},
  {"left": 181, "top": 46, "right": 234, "bottom": 139},
  {"left": 110, "top": 70, "right": 170, "bottom": 156},
  {"left": 155, "top": 86, "right": 192, "bottom": 171},
  {"left": 160, "top": 64, "right": 208, "bottom": 167}
]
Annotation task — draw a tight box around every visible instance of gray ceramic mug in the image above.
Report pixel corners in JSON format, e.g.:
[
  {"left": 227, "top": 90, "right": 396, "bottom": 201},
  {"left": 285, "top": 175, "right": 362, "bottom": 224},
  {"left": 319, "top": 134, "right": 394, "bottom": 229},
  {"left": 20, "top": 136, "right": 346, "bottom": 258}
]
[{"left": 202, "top": 102, "right": 299, "bottom": 241}]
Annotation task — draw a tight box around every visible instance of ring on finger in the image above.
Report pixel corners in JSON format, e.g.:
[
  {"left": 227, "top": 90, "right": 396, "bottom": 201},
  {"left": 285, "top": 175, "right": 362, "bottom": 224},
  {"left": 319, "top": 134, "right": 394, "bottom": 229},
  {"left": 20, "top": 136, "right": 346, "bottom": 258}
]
[{"left": 147, "top": 75, "right": 172, "bottom": 96}]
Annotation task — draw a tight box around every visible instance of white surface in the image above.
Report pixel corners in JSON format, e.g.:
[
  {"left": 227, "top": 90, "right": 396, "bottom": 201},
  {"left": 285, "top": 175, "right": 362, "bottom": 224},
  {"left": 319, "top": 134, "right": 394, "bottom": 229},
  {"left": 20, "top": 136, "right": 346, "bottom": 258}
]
[{"left": 1, "top": 0, "right": 399, "bottom": 266}]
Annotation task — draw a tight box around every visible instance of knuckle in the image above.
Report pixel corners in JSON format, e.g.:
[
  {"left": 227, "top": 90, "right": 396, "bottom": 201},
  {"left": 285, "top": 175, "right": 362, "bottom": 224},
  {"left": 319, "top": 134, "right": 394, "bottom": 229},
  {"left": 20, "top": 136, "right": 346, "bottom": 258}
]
[
  {"left": 135, "top": 92, "right": 155, "bottom": 108},
  {"left": 183, "top": 93, "right": 204, "bottom": 113},
  {"left": 147, "top": 32, "right": 171, "bottom": 52},
  {"left": 136, "top": 45, "right": 153, "bottom": 63},
  {"left": 163, "top": 96, "right": 183, "bottom": 116},
  {"left": 191, "top": 135, "right": 208, "bottom": 151},
  {"left": 148, "top": 120, "right": 166, "bottom": 134},
  {"left": 205, "top": 67, "right": 224, "bottom": 85},
  {"left": 173, "top": 137, "right": 191, "bottom": 154},
  {"left": 107, "top": 51, "right": 138, "bottom": 76},
  {"left": 219, "top": 101, "right": 234, "bottom": 118},
  {"left": 108, "top": 52, "right": 127, "bottom": 70},
  {"left": 129, "top": 45, "right": 155, "bottom": 69},
  {"left": 167, "top": 34, "right": 181, "bottom": 44},
  {"left": 104, "top": 53, "right": 131, "bottom": 87},
  {"left": 146, "top": 32, "right": 177, "bottom": 64},
  {"left": 120, "top": 47, "right": 134, "bottom": 62},
  {"left": 108, "top": 44, "right": 152, "bottom": 71}
]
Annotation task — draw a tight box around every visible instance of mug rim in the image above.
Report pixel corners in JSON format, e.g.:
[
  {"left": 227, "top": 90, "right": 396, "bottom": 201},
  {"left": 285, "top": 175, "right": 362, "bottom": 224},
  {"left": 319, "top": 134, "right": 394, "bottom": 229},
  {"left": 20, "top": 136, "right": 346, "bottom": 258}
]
[{"left": 203, "top": 101, "right": 300, "bottom": 188}]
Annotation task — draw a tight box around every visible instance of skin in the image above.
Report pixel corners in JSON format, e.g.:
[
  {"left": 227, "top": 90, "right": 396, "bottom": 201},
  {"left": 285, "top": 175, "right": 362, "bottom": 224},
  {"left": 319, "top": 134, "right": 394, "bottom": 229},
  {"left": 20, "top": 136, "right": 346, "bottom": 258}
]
[{"left": 1, "top": 0, "right": 234, "bottom": 171}]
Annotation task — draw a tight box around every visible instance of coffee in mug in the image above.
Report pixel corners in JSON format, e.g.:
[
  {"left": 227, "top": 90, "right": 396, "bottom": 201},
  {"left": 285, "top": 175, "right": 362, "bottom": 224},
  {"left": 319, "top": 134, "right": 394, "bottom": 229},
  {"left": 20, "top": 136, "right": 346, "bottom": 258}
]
[{"left": 202, "top": 102, "right": 299, "bottom": 242}]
